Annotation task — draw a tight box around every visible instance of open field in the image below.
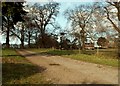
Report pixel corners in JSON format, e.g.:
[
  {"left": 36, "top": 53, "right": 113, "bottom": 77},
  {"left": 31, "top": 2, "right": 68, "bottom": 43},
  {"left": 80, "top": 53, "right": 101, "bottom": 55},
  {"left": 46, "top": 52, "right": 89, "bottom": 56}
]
[
  {"left": 28, "top": 48, "right": 119, "bottom": 67},
  {"left": 2, "top": 49, "right": 50, "bottom": 84}
]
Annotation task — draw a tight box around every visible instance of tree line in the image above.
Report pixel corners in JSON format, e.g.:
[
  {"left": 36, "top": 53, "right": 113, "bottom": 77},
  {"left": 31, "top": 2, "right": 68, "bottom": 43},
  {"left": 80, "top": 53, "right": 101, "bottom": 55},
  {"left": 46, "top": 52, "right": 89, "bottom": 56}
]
[{"left": 1, "top": 1, "right": 120, "bottom": 53}]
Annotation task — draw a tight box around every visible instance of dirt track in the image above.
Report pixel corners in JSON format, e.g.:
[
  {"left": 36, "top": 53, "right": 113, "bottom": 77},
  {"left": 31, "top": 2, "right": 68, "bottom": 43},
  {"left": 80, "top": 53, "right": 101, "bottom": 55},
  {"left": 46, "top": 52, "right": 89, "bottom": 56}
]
[{"left": 17, "top": 50, "right": 118, "bottom": 84}]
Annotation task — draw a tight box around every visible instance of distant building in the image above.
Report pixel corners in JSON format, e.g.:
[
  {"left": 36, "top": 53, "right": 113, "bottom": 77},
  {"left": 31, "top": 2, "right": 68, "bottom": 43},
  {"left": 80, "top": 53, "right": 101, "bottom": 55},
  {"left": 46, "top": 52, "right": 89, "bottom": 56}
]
[{"left": 85, "top": 43, "right": 94, "bottom": 50}]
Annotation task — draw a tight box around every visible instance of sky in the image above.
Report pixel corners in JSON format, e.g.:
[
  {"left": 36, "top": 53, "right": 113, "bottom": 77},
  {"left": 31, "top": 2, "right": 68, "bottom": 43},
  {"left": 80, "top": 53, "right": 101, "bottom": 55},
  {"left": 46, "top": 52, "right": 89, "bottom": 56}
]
[
  {"left": 26, "top": 1, "right": 94, "bottom": 31},
  {"left": 26, "top": 0, "right": 97, "bottom": 2}
]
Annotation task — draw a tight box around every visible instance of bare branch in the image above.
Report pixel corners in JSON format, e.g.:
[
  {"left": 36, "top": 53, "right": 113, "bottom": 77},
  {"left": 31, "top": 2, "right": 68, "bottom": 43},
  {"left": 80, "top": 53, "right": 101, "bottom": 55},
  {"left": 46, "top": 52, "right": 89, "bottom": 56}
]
[{"left": 104, "top": 7, "right": 120, "bottom": 33}]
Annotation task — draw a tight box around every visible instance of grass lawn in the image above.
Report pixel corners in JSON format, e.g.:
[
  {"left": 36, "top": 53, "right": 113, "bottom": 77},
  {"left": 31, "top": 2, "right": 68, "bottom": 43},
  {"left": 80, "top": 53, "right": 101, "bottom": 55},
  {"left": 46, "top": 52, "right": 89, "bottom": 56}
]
[
  {"left": 65, "top": 53, "right": 118, "bottom": 67},
  {"left": 29, "top": 48, "right": 118, "bottom": 67},
  {"left": 2, "top": 48, "right": 50, "bottom": 84}
]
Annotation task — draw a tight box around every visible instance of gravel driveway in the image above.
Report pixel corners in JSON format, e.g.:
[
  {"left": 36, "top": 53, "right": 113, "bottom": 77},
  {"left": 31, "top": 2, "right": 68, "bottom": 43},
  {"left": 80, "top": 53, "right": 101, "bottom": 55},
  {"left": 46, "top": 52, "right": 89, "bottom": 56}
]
[{"left": 17, "top": 50, "right": 118, "bottom": 84}]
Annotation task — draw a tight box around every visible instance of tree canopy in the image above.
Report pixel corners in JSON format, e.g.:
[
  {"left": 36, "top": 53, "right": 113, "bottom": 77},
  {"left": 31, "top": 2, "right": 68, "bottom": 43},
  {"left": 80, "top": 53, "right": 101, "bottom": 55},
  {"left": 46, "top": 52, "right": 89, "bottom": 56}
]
[{"left": 2, "top": 2, "right": 27, "bottom": 48}]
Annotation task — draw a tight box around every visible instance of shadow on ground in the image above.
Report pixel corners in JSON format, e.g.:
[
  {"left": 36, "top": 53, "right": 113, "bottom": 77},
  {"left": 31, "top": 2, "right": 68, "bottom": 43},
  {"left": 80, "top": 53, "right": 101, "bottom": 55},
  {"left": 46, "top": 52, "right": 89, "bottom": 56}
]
[
  {"left": 2, "top": 62, "right": 46, "bottom": 84},
  {"left": 2, "top": 54, "right": 24, "bottom": 57}
]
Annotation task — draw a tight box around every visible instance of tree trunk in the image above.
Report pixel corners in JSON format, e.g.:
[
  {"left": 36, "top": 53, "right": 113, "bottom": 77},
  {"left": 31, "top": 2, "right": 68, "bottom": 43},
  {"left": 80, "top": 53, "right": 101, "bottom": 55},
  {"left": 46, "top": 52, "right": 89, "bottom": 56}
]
[
  {"left": 118, "top": 8, "right": 120, "bottom": 57},
  {"left": 20, "top": 39, "right": 24, "bottom": 49},
  {"left": 6, "top": 17, "right": 10, "bottom": 48},
  {"left": 6, "top": 27, "right": 10, "bottom": 48},
  {"left": 35, "top": 32, "right": 38, "bottom": 48},
  {"left": 28, "top": 31, "right": 31, "bottom": 48},
  {"left": 20, "top": 23, "right": 24, "bottom": 49},
  {"left": 40, "top": 28, "right": 46, "bottom": 48},
  {"left": 80, "top": 29, "right": 86, "bottom": 51},
  {"left": 118, "top": 34, "right": 120, "bottom": 57},
  {"left": 35, "top": 32, "right": 37, "bottom": 44},
  {"left": 118, "top": 21, "right": 120, "bottom": 57},
  {"left": 82, "top": 41, "right": 85, "bottom": 51},
  {"left": 41, "top": 33, "right": 45, "bottom": 48}
]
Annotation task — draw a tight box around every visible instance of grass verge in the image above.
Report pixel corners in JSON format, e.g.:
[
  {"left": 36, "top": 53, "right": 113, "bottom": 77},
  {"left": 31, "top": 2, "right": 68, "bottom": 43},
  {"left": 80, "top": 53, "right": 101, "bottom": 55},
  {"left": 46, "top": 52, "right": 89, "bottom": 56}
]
[
  {"left": 29, "top": 48, "right": 118, "bottom": 67},
  {"left": 64, "top": 54, "right": 118, "bottom": 67},
  {"left": 2, "top": 48, "right": 50, "bottom": 84}
]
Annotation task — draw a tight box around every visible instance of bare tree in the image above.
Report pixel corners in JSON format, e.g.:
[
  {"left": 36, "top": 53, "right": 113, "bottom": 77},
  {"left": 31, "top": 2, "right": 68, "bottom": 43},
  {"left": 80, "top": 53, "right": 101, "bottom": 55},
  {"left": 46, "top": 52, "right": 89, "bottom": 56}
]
[
  {"left": 10, "top": 22, "right": 25, "bottom": 48},
  {"left": 30, "top": 2, "right": 60, "bottom": 48},
  {"left": 64, "top": 4, "right": 97, "bottom": 51},
  {"left": 104, "top": 1, "right": 120, "bottom": 57},
  {"left": 104, "top": 2, "right": 120, "bottom": 33},
  {"left": 24, "top": 15, "right": 37, "bottom": 48}
]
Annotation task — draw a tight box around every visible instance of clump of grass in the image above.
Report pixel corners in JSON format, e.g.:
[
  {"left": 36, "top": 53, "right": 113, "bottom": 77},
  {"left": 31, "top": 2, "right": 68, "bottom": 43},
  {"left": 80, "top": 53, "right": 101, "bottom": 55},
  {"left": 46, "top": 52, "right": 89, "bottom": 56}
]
[{"left": 46, "top": 50, "right": 77, "bottom": 55}]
